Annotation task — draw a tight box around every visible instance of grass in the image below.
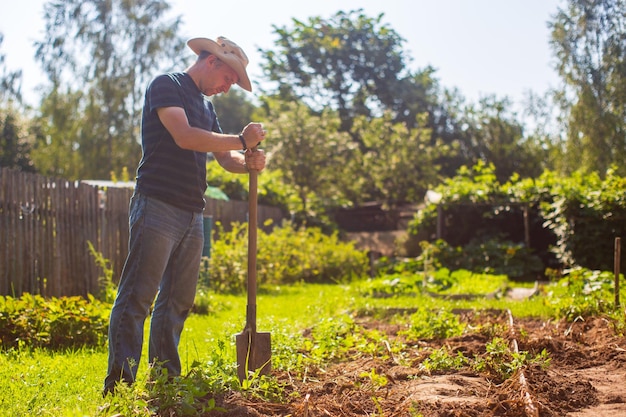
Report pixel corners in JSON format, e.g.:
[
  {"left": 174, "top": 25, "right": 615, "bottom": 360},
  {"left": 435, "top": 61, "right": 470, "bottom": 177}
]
[
  {"left": 1, "top": 275, "right": 623, "bottom": 416},
  {"left": 0, "top": 347, "right": 106, "bottom": 416},
  {"left": 0, "top": 284, "right": 356, "bottom": 416}
]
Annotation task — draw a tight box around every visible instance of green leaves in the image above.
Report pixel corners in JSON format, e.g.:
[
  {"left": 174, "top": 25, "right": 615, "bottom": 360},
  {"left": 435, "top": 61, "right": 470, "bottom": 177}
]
[
  {"left": 410, "top": 163, "right": 626, "bottom": 272},
  {"left": 206, "top": 221, "right": 368, "bottom": 293},
  {"left": 33, "top": 0, "right": 185, "bottom": 180},
  {"left": 549, "top": 0, "right": 626, "bottom": 175},
  {"left": 0, "top": 293, "right": 109, "bottom": 350}
]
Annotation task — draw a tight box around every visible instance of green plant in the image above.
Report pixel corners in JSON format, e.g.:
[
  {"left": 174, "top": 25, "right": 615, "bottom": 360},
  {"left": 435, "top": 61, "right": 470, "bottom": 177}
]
[
  {"left": 472, "top": 337, "right": 550, "bottom": 382},
  {"left": 0, "top": 293, "right": 109, "bottom": 350},
  {"left": 87, "top": 241, "right": 117, "bottom": 304},
  {"left": 423, "top": 268, "right": 510, "bottom": 296},
  {"left": 303, "top": 315, "right": 357, "bottom": 363},
  {"left": 538, "top": 168, "right": 626, "bottom": 270},
  {"left": 399, "top": 307, "right": 466, "bottom": 341},
  {"left": 360, "top": 368, "right": 388, "bottom": 388},
  {"left": 208, "top": 221, "right": 369, "bottom": 293},
  {"left": 409, "top": 165, "right": 626, "bottom": 274},
  {"left": 421, "top": 347, "right": 468, "bottom": 372},
  {"left": 358, "top": 275, "right": 422, "bottom": 298},
  {"left": 547, "top": 267, "right": 621, "bottom": 320},
  {"left": 206, "top": 162, "right": 292, "bottom": 212}
]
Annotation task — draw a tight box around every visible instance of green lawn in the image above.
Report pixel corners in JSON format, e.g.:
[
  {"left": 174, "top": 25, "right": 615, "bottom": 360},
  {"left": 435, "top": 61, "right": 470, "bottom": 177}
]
[{"left": 0, "top": 284, "right": 356, "bottom": 416}]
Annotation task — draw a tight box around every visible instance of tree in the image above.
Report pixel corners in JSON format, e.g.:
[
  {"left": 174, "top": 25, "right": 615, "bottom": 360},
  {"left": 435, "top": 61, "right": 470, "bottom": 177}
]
[
  {"left": 263, "top": 99, "right": 353, "bottom": 219},
  {"left": 457, "top": 96, "right": 545, "bottom": 182},
  {"left": 260, "top": 10, "right": 436, "bottom": 136},
  {"left": 0, "top": 33, "right": 22, "bottom": 104},
  {"left": 0, "top": 32, "right": 34, "bottom": 172},
  {"left": 33, "top": 0, "right": 185, "bottom": 179},
  {"left": 211, "top": 89, "right": 257, "bottom": 134},
  {"left": 348, "top": 112, "right": 445, "bottom": 208},
  {"left": 0, "top": 105, "right": 35, "bottom": 172},
  {"left": 549, "top": 0, "right": 626, "bottom": 175},
  {"left": 30, "top": 87, "right": 84, "bottom": 177}
]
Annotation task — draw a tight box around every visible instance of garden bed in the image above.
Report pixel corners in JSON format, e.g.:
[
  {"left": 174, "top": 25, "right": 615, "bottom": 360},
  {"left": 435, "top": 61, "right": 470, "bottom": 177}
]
[{"left": 208, "top": 311, "right": 626, "bottom": 417}]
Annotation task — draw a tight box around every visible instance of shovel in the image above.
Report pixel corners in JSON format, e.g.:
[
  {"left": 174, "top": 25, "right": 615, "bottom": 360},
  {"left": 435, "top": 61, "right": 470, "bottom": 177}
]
[{"left": 236, "top": 155, "right": 271, "bottom": 382}]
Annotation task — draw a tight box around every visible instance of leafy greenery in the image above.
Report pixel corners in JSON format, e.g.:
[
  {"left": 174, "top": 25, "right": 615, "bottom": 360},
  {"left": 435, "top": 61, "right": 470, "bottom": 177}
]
[
  {"left": 421, "top": 347, "right": 468, "bottom": 372},
  {"left": 360, "top": 267, "right": 510, "bottom": 298},
  {"left": 417, "top": 238, "right": 544, "bottom": 280},
  {"left": 0, "top": 263, "right": 624, "bottom": 415},
  {"left": 408, "top": 162, "right": 626, "bottom": 273},
  {"left": 205, "top": 221, "right": 369, "bottom": 293},
  {"left": 32, "top": 0, "right": 185, "bottom": 179},
  {"left": 472, "top": 337, "right": 551, "bottom": 382},
  {"left": 550, "top": 0, "right": 626, "bottom": 175},
  {"left": 546, "top": 267, "right": 623, "bottom": 320},
  {"left": 0, "top": 293, "right": 108, "bottom": 350},
  {"left": 399, "top": 307, "right": 466, "bottom": 341}
]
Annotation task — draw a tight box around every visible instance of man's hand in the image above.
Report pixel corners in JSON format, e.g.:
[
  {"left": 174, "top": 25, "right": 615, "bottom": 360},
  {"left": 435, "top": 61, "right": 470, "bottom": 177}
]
[
  {"left": 241, "top": 123, "right": 266, "bottom": 149},
  {"left": 245, "top": 149, "right": 266, "bottom": 172}
]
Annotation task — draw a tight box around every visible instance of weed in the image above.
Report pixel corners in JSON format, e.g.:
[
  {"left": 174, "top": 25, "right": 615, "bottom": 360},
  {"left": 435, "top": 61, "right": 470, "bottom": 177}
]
[
  {"left": 421, "top": 347, "right": 468, "bottom": 373},
  {"left": 472, "top": 337, "right": 551, "bottom": 382},
  {"left": 239, "top": 371, "right": 285, "bottom": 403},
  {"left": 399, "top": 306, "right": 466, "bottom": 341},
  {"left": 548, "top": 267, "right": 620, "bottom": 319},
  {"left": 359, "top": 368, "right": 389, "bottom": 389},
  {"left": 87, "top": 241, "right": 118, "bottom": 304}
]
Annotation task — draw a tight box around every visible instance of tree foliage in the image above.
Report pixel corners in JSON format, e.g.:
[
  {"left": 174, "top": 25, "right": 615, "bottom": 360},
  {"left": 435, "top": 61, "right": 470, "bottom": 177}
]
[
  {"left": 258, "top": 10, "right": 456, "bottom": 212},
  {"left": 0, "top": 33, "right": 22, "bottom": 104},
  {"left": 455, "top": 96, "right": 546, "bottom": 182},
  {"left": 211, "top": 89, "right": 256, "bottom": 134},
  {"left": 549, "top": 0, "right": 626, "bottom": 175},
  {"left": 0, "top": 33, "right": 33, "bottom": 171},
  {"left": 263, "top": 99, "right": 352, "bottom": 219},
  {"left": 0, "top": 105, "right": 35, "bottom": 172},
  {"left": 32, "top": 0, "right": 185, "bottom": 179},
  {"left": 259, "top": 10, "right": 436, "bottom": 135},
  {"left": 347, "top": 112, "right": 444, "bottom": 207}
]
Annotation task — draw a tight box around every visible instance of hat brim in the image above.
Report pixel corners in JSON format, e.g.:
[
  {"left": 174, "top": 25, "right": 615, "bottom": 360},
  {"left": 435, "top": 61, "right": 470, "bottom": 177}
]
[{"left": 187, "top": 38, "right": 252, "bottom": 92}]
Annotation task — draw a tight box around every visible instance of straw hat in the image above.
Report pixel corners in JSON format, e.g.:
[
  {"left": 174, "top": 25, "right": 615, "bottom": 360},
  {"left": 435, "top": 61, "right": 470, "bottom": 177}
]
[{"left": 187, "top": 36, "right": 252, "bottom": 91}]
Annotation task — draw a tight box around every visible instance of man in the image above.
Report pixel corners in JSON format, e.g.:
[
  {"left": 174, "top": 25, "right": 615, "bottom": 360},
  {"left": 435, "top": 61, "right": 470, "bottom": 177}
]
[{"left": 104, "top": 36, "right": 266, "bottom": 394}]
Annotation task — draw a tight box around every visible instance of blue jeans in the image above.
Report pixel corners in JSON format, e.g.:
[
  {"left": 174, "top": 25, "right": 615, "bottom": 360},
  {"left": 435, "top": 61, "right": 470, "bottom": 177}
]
[{"left": 104, "top": 193, "right": 204, "bottom": 391}]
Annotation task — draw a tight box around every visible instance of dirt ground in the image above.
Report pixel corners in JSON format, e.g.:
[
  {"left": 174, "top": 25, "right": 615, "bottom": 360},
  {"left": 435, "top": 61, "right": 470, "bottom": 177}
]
[{"left": 207, "top": 310, "right": 626, "bottom": 417}]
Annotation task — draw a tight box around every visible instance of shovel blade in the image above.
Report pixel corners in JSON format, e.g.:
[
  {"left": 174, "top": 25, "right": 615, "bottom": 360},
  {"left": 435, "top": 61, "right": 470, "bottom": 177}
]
[{"left": 236, "top": 330, "right": 271, "bottom": 382}]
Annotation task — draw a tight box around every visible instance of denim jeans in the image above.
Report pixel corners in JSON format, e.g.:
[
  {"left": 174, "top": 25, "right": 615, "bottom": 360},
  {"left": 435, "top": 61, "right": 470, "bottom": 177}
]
[{"left": 104, "top": 193, "right": 204, "bottom": 392}]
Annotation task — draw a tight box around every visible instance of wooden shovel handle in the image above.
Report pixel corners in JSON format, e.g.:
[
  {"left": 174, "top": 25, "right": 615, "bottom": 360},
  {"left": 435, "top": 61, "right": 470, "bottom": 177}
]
[{"left": 247, "top": 149, "right": 258, "bottom": 332}]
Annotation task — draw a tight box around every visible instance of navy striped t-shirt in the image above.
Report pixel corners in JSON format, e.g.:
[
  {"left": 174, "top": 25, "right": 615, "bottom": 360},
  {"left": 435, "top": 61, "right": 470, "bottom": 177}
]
[{"left": 136, "top": 72, "right": 222, "bottom": 212}]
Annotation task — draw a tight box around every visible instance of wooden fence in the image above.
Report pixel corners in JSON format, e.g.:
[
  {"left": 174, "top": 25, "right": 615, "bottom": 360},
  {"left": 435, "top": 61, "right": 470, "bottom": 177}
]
[{"left": 0, "top": 168, "right": 284, "bottom": 298}]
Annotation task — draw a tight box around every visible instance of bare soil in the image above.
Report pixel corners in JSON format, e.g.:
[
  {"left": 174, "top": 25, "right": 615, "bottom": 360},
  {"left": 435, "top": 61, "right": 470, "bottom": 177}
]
[{"left": 207, "top": 310, "right": 626, "bottom": 417}]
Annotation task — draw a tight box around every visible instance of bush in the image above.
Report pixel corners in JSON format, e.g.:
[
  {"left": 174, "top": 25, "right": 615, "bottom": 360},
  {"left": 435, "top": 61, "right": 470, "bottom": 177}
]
[
  {"left": 376, "top": 238, "right": 543, "bottom": 281},
  {"left": 206, "top": 221, "right": 369, "bottom": 293},
  {"left": 0, "top": 293, "right": 109, "bottom": 350},
  {"left": 408, "top": 163, "right": 626, "bottom": 273}
]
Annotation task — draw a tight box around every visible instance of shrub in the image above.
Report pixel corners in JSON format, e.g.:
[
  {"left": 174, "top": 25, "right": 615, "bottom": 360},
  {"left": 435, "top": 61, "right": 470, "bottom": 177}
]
[
  {"left": 408, "top": 163, "right": 626, "bottom": 274},
  {"left": 206, "top": 221, "right": 369, "bottom": 293},
  {"left": 0, "top": 293, "right": 109, "bottom": 350},
  {"left": 546, "top": 267, "right": 621, "bottom": 320},
  {"left": 376, "top": 238, "right": 543, "bottom": 282}
]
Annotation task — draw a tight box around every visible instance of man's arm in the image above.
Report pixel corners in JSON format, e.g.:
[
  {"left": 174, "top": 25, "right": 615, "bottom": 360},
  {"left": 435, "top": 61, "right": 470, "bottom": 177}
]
[
  {"left": 157, "top": 106, "right": 264, "bottom": 152},
  {"left": 213, "top": 149, "right": 266, "bottom": 174}
]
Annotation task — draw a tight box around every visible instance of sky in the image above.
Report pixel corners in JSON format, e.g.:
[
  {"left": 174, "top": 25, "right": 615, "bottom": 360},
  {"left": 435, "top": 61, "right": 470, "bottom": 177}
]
[{"left": 0, "top": 0, "right": 564, "bottom": 108}]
